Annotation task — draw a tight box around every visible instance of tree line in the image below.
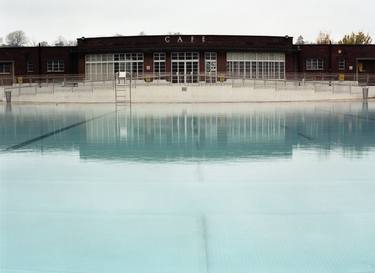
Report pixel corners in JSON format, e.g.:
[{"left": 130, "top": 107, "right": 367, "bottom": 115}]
[
  {"left": 296, "top": 31, "right": 373, "bottom": 45},
  {"left": 0, "top": 30, "right": 77, "bottom": 47},
  {"left": 1, "top": 30, "right": 373, "bottom": 47}
]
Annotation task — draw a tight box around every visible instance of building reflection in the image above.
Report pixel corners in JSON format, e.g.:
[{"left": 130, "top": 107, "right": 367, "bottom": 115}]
[
  {"left": 82, "top": 110, "right": 289, "bottom": 160},
  {"left": 1, "top": 103, "right": 375, "bottom": 160}
]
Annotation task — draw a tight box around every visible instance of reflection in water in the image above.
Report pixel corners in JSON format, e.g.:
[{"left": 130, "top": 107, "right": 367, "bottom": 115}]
[
  {"left": 1, "top": 103, "right": 375, "bottom": 159},
  {"left": 1, "top": 103, "right": 375, "bottom": 273},
  {"left": 5, "top": 104, "right": 12, "bottom": 113}
]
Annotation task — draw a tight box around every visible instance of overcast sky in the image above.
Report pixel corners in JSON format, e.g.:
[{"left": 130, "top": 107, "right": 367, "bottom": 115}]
[{"left": 1, "top": 0, "right": 374, "bottom": 44}]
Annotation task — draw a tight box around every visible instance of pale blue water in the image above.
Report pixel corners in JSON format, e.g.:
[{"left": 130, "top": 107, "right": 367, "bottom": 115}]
[{"left": 1, "top": 102, "right": 375, "bottom": 273}]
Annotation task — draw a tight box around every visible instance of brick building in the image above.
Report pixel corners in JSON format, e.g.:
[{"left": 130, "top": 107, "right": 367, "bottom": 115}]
[{"left": 1, "top": 34, "right": 375, "bottom": 84}]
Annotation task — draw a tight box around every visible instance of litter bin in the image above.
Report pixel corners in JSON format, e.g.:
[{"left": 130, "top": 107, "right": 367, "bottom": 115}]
[
  {"left": 5, "top": 90, "right": 11, "bottom": 104},
  {"left": 362, "top": 87, "right": 369, "bottom": 100}
]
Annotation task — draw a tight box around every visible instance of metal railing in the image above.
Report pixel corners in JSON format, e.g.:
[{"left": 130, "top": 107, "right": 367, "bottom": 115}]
[
  {"left": 2, "top": 72, "right": 372, "bottom": 97},
  {"left": 3, "top": 74, "right": 114, "bottom": 97},
  {"left": 1, "top": 72, "right": 375, "bottom": 86}
]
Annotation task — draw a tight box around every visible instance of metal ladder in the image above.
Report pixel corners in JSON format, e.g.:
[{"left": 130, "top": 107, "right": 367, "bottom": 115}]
[{"left": 114, "top": 73, "right": 132, "bottom": 103}]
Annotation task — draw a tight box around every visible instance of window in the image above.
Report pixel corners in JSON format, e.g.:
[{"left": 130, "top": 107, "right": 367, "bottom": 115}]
[
  {"left": 27, "top": 61, "right": 34, "bottom": 73},
  {"left": 306, "top": 58, "right": 324, "bottom": 71},
  {"left": 85, "top": 53, "right": 143, "bottom": 81},
  {"left": 153, "top": 52, "right": 166, "bottom": 79},
  {"left": 338, "top": 59, "right": 346, "bottom": 71},
  {"left": 171, "top": 52, "right": 199, "bottom": 83},
  {"left": 171, "top": 52, "right": 199, "bottom": 61},
  {"left": 205, "top": 52, "right": 217, "bottom": 83},
  {"left": 113, "top": 53, "right": 143, "bottom": 76},
  {"left": 47, "top": 60, "right": 64, "bottom": 72},
  {"left": 226, "top": 52, "right": 285, "bottom": 80},
  {"left": 0, "top": 63, "right": 11, "bottom": 74}
]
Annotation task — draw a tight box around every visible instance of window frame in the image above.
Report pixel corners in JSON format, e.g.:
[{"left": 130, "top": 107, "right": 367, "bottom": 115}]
[
  {"left": 226, "top": 52, "right": 285, "bottom": 80},
  {"left": 338, "top": 59, "right": 346, "bottom": 71},
  {"left": 0, "top": 62, "right": 11, "bottom": 74},
  {"left": 306, "top": 58, "right": 324, "bottom": 71},
  {"left": 27, "top": 61, "right": 34, "bottom": 73},
  {"left": 47, "top": 60, "right": 65, "bottom": 73},
  {"left": 153, "top": 52, "right": 166, "bottom": 78}
]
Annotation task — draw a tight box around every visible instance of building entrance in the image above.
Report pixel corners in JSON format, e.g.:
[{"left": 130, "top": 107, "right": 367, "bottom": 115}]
[
  {"left": 171, "top": 52, "right": 199, "bottom": 83},
  {"left": 357, "top": 59, "right": 375, "bottom": 85},
  {"left": 205, "top": 52, "right": 217, "bottom": 83}
]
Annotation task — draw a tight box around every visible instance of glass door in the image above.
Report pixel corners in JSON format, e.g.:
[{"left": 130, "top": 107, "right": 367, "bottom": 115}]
[
  {"left": 171, "top": 52, "right": 199, "bottom": 83},
  {"left": 185, "top": 61, "right": 199, "bottom": 83},
  {"left": 205, "top": 52, "right": 217, "bottom": 83}
]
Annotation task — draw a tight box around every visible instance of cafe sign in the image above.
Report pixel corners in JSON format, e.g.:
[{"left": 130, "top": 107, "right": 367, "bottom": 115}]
[{"left": 164, "top": 35, "right": 206, "bottom": 44}]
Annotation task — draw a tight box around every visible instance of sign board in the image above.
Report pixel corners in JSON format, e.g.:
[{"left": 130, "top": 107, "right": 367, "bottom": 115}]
[
  {"left": 118, "top": 72, "right": 127, "bottom": 79},
  {"left": 163, "top": 35, "right": 206, "bottom": 45}
]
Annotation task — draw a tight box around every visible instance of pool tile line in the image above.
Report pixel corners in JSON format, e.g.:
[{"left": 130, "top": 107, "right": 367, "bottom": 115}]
[
  {"left": 4, "top": 111, "right": 117, "bottom": 151},
  {"left": 296, "top": 132, "right": 314, "bottom": 141},
  {"left": 264, "top": 117, "right": 315, "bottom": 141},
  {"left": 200, "top": 215, "right": 210, "bottom": 273}
]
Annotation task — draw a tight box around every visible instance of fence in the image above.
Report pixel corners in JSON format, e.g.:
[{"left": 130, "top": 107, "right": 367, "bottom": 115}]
[
  {"left": 1, "top": 72, "right": 375, "bottom": 86},
  {"left": 3, "top": 75, "right": 114, "bottom": 97},
  {"left": 284, "top": 72, "right": 375, "bottom": 85},
  {"left": 2, "top": 72, "right": 372, "bottom": 97}
]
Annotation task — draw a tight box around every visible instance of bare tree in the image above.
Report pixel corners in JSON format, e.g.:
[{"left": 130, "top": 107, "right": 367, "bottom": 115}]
[
  {"left": 54, "top": 36, "right": 68, "bottom": 46},
  {"left": 316, "top": 31, "right": 333, "bottom": 44},
  {"left": 6, "top": 30, "right": 28, "bottom": 46},
  {"left": 39, "top": 41, "right": 49, "bottom": 46},
  {"left": 67, "top": 40, "right": 77, "bottom": 46},
  {"left": 296, "top": 35, "right": 305, "bottom": 45},
  {"left": 30, "top": 39, "right": 39, "bottom": 46}
]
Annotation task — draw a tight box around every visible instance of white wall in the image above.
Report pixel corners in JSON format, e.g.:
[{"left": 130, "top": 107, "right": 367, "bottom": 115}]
[{"left": 2, "top": 85, "right": 375, "bottom": 103}]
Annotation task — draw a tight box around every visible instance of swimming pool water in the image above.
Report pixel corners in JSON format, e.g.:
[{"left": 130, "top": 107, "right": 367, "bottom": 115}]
[{"left": 1, "top": 102, "right": 375, "bottom": 273}]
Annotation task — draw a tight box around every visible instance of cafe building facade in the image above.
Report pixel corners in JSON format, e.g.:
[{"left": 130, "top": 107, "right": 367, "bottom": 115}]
[{"left": 1, "top": 34, "right": 375, "bottom": 84}]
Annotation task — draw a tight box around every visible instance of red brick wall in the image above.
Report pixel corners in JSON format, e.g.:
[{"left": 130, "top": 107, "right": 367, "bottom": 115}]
[
  {"left": 297, "top": 44, "right": 375, "bottom": 74},
  {"left": 77, "top": 35, "right": 294, "bottom": 52},
  {"left": 0, "top": 46, "right": 75, "bottom": 76},
  {"left": 78, "top": 54, "right": 85, "bottom": 75},
  {"left": 217, "top": 51, "right": 227, "bottom": 75},
  {"left": 144, "top": 52, "right": 153, "bottom": 74},
  {"left": 2, "top": 35, "right": 375, "bottom": 79}
]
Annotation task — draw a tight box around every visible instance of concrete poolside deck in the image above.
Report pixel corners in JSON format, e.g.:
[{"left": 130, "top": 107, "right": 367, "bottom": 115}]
[{"left": 1, "top": 84, "right": 374, "bottom": 103}]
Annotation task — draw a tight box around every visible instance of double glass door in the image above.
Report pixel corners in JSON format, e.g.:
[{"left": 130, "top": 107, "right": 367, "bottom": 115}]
[
  {"left": 171, "top": 52, "right": 199, "bottom": 83},
  {"left": 205, "top": 52, "right": 217, "bottom": 83}
]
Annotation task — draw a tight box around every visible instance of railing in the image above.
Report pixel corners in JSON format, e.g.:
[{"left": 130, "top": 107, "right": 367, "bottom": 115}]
[
  {"left": 0, "top": 74, "right": 86, "bottom": 86},
  {"left": 2, "top": 74, "right": 114, "bottom": 97},
  {"left": 2, "top": 72, "right": 375, "bottom": 86},
  {"left": 2, "top": 72, "right": 373, "bottom": 97},
  {"left": 284, "top": 72, "right": 375, "bottom": 85},
  {"left": 117, "top": 73, "right": 365, "bottom": 95}
]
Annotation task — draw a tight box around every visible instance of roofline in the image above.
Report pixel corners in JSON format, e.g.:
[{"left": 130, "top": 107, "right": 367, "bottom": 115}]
[
  {"left": 0, "top": 46, "right": 76, "bottom": 49},
  {"left": 297, "top": 44, "right": 375, "bottom": 46},
  {"left": 77, "top": 34, "right": 294, "bottom": 40},
  {"left": 74, "top": 47, "right": 297, "bottom": 53}
]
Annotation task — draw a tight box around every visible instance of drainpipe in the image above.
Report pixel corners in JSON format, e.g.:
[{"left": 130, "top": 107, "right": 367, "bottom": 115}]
[
  {"left": 328, "top": 42, "right": 332, "bottom": 78},
  {"left": 38, "top": 43, "right": 42, "bottom": 83},
  {"left": 12, "top": 60, "right": 15, "bottom": 84},
  {"left": 38, "top": 43, "right": 42, "bottom": 74}
]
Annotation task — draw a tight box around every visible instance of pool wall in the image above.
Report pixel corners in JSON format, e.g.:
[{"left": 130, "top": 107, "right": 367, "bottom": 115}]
[{"left": 2, "top": 84, "right": 375, "bottom": 103}]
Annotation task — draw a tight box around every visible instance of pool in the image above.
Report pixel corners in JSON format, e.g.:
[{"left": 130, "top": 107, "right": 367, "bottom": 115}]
[{"left": 1, "top": 102, "right": 375, "bottom": 273}]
